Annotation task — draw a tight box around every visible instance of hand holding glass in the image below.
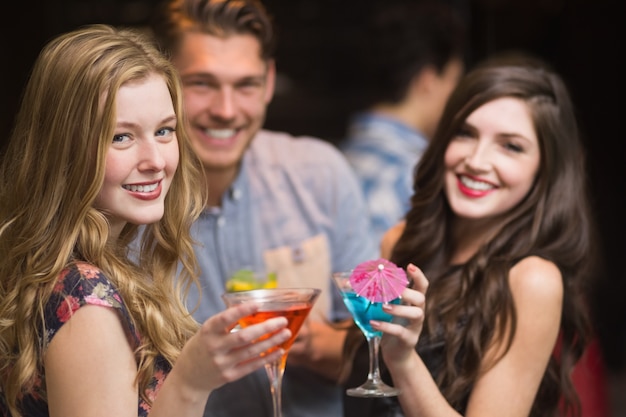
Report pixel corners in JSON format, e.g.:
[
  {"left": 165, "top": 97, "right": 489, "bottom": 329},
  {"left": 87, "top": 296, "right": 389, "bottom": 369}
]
[
  {"left": 332, "top": 272, "right": 401, "bottom": 397},
  {"left": 222, "top": 288, "right": 320, "bottom": 417}
]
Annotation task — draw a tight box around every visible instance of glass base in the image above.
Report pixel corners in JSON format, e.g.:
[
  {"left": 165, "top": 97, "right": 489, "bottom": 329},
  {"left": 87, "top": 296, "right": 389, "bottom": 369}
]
[{"left": 346, "top": 380, "right": 400, "bottom": 398}]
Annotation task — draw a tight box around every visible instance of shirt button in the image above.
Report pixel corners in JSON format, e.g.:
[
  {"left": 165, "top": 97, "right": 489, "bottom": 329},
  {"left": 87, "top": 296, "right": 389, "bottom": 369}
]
[
  {"left": 231, "top": 188, "right": 242, "bottom": 201},
  {"left": 217, "top": 217, "right": 225, "bottom": 227}
]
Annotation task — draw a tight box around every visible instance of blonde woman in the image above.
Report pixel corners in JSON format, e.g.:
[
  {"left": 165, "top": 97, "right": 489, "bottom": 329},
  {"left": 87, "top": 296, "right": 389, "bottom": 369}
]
[{"left": 0, "top": 24, "right": 290, "bottom": 417}]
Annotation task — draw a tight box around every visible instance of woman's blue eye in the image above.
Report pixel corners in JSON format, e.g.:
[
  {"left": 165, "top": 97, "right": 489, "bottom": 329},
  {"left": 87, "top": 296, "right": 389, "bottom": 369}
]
[
  {"left": 112, "top": 134, "right": 129, "bottom": 143},
  {"left": 156, "top": 127, "right": 174, "bottom": 137}
]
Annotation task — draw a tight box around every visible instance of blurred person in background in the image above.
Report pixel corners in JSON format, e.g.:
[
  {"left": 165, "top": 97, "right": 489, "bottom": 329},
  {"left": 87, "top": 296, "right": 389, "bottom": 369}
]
[{"left": 341, "top": 0, "right": 466, "bottom": 243}]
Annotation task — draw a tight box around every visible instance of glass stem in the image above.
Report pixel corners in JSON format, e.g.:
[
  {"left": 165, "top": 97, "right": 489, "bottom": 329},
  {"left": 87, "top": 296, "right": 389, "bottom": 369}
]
[
  {"left": 265, "top": 360, "right": 285, "bottom": 417},
  {"left": 367, "top": 335, "right": 384, "bottom": 385}
]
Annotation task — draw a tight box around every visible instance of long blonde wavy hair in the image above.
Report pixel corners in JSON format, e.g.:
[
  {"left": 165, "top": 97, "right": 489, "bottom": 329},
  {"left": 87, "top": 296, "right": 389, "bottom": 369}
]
[{"left": 0, "top": 24, "right": 206, "bottom": 416}]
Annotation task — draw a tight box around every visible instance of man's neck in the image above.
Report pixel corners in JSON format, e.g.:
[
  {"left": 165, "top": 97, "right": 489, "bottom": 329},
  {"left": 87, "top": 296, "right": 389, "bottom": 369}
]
[
  {"left": 203, "top": 166, "right": 239, "bottom": 207},
  {"left": 371, "top": 99, "right": 431, "bottom": 139}
]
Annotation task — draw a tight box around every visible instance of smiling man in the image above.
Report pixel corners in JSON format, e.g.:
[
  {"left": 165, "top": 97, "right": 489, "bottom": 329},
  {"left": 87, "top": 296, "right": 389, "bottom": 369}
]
[{"left": 150, "top": 1, "right": 378, "bottom": 416}]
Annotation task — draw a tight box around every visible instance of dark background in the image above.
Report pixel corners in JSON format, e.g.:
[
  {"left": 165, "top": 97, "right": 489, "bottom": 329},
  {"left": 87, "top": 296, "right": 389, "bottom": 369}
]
[{"left": 2, "top": 0, "right": 624, "bottom": 373}]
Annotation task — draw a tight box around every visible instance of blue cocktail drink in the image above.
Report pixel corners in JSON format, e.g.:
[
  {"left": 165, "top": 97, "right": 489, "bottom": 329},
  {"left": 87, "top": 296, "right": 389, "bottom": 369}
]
[
  {"left": 332, "top": 271, "right": 402, "bottom": 397},
  {"left": 340, "top": 292, "right": 401, "bottom": 338}
]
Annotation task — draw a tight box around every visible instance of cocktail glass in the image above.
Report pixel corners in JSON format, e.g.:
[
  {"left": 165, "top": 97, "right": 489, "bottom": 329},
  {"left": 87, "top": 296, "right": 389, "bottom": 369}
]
[
  {"left": 221, "top": 288, "right": 320, "bottom": 417},
  {"left": 332, "top": 271, "right": 400, "bottom": 397}
]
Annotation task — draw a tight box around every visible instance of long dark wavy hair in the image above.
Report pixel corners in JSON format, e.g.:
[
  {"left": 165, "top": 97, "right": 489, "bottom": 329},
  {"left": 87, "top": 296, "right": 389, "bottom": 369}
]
[
  {"left": 342, "top": 60, "right": 597, "bottom": 417},
  {"left": 390, "top": 62, "right": 597, "bottom": 416}
]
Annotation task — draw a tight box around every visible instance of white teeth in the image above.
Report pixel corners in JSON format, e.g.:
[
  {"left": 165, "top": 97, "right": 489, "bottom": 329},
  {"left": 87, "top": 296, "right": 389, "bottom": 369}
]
[
  {"left": 459, "top": 175, "right": 494, "bottom": 191},
  {"left": 205, "top": 129, "right": 236, "bottom": 139},
  {"left": 123, "top": 183, "right": 158, "bottom": 193}
]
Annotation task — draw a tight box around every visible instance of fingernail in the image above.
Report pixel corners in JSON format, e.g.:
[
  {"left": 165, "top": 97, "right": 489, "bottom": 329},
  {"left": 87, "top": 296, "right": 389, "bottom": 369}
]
[{"left": 407, "top": 264, "right": 417, "bottom": 272}]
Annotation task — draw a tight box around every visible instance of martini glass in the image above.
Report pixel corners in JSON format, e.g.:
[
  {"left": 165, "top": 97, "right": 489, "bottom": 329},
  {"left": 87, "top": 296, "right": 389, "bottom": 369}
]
[
  {"left": 332, "top": 271, "right": 401, "bottom": 397},
  {"left": 222, "top": 288, "right": 320, "bottom": 417}
]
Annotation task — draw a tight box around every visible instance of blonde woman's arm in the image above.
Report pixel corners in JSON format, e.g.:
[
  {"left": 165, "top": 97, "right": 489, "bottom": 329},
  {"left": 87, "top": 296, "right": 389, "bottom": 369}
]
[
  {"left": 46, "top": 303, "right": 290, "bottom": 417},
  {"left": 46, "top": 305, "right": 142, "bottom": 417}
]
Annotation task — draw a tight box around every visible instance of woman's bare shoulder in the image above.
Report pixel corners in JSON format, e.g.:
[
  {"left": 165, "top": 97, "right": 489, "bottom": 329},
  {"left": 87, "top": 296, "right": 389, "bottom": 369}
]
[
  {"left": 509, "top": 256, "right": 563, "bottom": 307},
  {"left": 380, "top": 221, "right": 406, "bottom": 259}
]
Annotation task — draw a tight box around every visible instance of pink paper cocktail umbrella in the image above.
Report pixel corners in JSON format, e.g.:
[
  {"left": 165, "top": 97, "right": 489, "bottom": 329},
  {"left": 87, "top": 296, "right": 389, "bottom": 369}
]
[{"left": 349, "top": 258, "right": 408, "bottom": 303}]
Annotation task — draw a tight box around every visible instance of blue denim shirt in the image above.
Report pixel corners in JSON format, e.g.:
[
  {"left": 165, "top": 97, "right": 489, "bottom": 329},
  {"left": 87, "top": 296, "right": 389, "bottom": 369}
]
[
  {"left": 187, "top": 130, "right": 378, "bottom": 417},
  {"left": 341, "top": 113, "right": 429, "bottom": 243}
]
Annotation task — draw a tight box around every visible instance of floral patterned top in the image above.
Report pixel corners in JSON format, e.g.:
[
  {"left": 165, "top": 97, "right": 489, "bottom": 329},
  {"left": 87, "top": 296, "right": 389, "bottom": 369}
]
[{"left": 0, "top": 262, "right": 170, "bottom": 417}]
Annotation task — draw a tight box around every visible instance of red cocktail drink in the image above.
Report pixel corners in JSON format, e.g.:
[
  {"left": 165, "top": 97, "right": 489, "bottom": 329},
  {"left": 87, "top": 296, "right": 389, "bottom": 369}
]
[{"left": 222, "top": 288, "right": 320, "bottom": 417}]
